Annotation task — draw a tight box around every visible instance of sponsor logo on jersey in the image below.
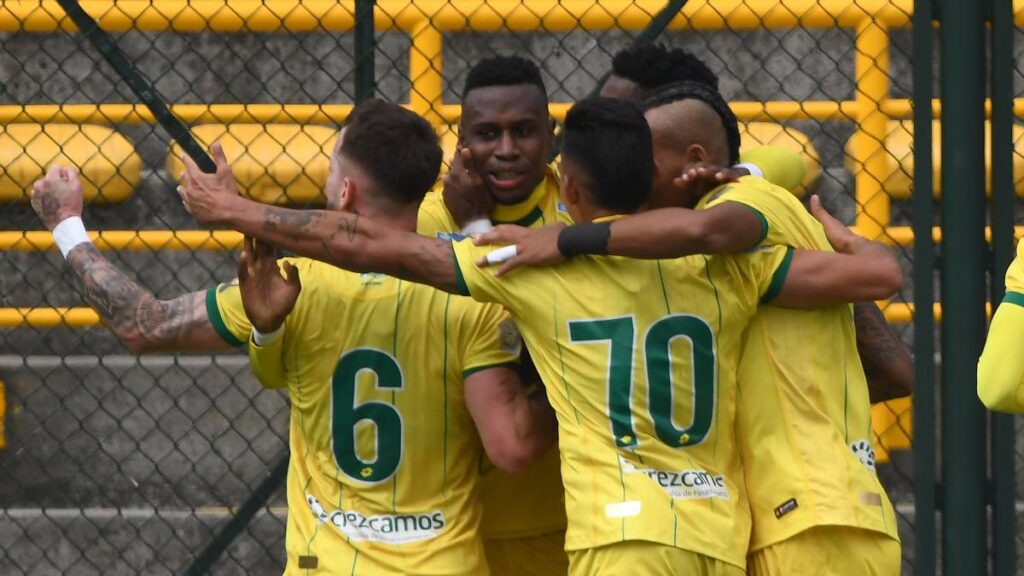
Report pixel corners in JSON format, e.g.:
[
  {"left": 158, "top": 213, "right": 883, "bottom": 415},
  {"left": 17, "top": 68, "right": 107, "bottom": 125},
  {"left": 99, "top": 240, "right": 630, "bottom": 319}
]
[
  {"left": 307, "top": 495, "right": 445, "bottom": 544},
  {"left": 619, "top": 456, "right": 730, "bottom": 500},
  {"left": 773, "top": 498, "right": 799, "bottom": 519},
  {"left": 850, "top": 439, "right": 877, "bottom": 472}
]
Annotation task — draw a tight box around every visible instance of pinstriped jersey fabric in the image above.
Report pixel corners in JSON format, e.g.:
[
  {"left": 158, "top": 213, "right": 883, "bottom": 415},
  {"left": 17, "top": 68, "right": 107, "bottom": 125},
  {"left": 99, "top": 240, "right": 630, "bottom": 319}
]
[
  {"left": 452, "top": 227, "right": 788, "bottom": 569},
  {"left": 211, "top": 258, "right": 518, "bottom": 575}
]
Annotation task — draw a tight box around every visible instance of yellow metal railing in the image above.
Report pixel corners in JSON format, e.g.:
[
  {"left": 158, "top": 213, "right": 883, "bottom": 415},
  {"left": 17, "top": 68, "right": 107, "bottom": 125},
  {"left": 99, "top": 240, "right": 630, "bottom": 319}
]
[{"left": 4, "top": 0, "right": 1022, "bottom": 330}]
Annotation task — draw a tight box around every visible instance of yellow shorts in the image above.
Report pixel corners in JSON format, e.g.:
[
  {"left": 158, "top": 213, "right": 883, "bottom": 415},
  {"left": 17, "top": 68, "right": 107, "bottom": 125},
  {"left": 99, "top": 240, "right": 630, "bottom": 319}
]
[
  {"left": 569, "top": 541, "right": 744, "bottom": 576},
  {"left": 748, "top": 526, "right": 901, "bottom": 576},
  {"left": 484, "top": 531, "right": 569, "bottom": 576}
]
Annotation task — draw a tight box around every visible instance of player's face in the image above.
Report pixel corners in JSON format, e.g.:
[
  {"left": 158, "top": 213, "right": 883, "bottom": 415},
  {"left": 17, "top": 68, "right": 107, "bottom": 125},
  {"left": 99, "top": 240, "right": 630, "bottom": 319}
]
[
  {"left": 599, "top": 74, "right": 643, "bottom": 101},
  {"left": 460, "top": 84, "right": 554, "bottom": 205}
]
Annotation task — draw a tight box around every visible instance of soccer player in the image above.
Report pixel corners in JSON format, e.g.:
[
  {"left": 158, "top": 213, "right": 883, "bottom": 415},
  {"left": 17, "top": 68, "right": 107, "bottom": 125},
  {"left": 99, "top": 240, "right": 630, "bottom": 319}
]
[
  {"left": 978, "top": 238, "right": 1024, "bottom": 411},
  {"left": 30, "top": 100, "right": 556, "bottom": 575},
  {"left": 178, "top": 97, "right": 902, "bottom": 575},
  {"left": 419, "top": 56, "right": 571, "bottom": 576},
  {"left": 474, "top": 80, "right": 907, "bottom": 574}
]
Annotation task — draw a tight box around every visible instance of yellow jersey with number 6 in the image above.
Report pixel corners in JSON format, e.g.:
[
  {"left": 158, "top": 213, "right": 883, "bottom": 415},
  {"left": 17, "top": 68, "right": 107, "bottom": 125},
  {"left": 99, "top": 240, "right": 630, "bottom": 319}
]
[
  {"left": 452, "top": 230, "right": 791, "bottom": 569},
  {"left": 208, "top": 258, "right": 519, "bottom": 575}
]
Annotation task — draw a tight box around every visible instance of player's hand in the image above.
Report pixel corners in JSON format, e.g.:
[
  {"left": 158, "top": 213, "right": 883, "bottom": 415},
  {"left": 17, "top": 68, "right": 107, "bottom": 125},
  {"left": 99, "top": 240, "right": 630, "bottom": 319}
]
[
  {"left": 474, "top": 223, "right": 566, "bottom": 277},
  {"left": 671, "top": 163, "right": 745, "bottom": 199},
  {"left": 178, "top": 142, "right": 239, "bottom": 225},
  {"left": 810, "top": 194, "right": 865, "bottom": 254},
  {"left": 443, "top": 147, "right": 494, "bottom": 227},
  {"left": 30, "top": 165, "right": 84, "bottom": 230},
  {"left": 238, "top": 236, "right": 301, "bottom": 334}
]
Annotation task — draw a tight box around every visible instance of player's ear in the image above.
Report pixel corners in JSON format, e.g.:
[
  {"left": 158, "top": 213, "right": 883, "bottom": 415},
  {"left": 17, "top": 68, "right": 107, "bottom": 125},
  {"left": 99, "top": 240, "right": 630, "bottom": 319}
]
[
  {"left": 685, "top": 143, "right": 708, "bottom": 165},
  {"left": 338, "top": 177, "right": 356, "bottom": 212}
]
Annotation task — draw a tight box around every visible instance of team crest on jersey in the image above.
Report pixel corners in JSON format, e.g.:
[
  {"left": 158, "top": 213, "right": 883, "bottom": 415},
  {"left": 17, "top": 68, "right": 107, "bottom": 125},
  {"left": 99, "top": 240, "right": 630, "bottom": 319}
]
[
  {"left": 498, "top": 319, "right": 523, "bottom": 356},
  {"left": 360, "top": 272, "right": 386, "bottom": 286},
  {"left": 850, "top": 439, "right": 877, "bottom": 472}
]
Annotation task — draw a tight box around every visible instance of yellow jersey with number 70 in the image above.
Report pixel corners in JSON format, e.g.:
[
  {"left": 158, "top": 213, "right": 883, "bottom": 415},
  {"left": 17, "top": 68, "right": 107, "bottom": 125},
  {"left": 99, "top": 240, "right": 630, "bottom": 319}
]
[{"left": 452, "top": 229, "right": 791, "bottom": 569}]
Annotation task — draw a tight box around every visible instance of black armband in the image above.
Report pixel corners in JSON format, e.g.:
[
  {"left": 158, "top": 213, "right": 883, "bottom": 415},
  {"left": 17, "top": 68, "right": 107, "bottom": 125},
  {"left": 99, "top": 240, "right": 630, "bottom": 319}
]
[{"left": 557, "top": 222, "right": 612, "bottom": 258}]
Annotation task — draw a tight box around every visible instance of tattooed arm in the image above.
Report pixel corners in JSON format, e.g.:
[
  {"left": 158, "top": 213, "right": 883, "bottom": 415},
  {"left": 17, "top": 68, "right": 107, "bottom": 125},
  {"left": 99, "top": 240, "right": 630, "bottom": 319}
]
[
  {"left": 855, "top": 302, "right": 913, "bottom": 403},
  {"left": 182, "top": 188, "right": 462, "bottom": 294},
  {"left": 32, "top": 166, "right": 228, "bottom": 353},
  {"left": 65, "top": 245, "right": 228, "bottom": 353}
]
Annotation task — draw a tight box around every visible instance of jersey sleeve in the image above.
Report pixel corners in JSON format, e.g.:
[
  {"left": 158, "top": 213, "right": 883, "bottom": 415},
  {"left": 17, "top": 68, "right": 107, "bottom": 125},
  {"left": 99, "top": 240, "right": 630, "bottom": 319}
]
[
  {"left": 737, "top": 146, "right": 807, "bottom": 194},
  {"left": 248, "top": 334, "right": 288, "bottom": 389},
  {"left": 450, "top": 238, "right": 518, "bottom": 305},
  {"left": 1004, "top": 239, "right": 1024, "bottom": 297},
  {"left": 205, "top": 281, "right": 250, "bottom": 347},
  {"left": 739, "top": 244, "right": 794, "bottom": 303},
  {"left": 978, "top": 299, "right": 1024, "bottom": 412},
  {"left": 703, "top": 177, "right": 824, "bottom": 249},
  {"left": 454, "top": 299, "right": 522, "bottom": 378}
]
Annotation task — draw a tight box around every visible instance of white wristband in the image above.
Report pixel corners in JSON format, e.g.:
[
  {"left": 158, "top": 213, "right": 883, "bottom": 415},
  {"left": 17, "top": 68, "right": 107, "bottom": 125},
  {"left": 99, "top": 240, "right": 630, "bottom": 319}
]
[
  {"left": 733, "top": 163, "right": 763, "bottom": 178},
  {"left": 52, "top": 217, "right": 91, "bottom": 258},
  {"left": 461, "top": 218, "right": 494, "bottom": 236},
  {"left": 485, "top": 245, "right": 518, "bottom": 265},
  {"left": 252, "top": 325, "right": 284, "bottom": 346}
]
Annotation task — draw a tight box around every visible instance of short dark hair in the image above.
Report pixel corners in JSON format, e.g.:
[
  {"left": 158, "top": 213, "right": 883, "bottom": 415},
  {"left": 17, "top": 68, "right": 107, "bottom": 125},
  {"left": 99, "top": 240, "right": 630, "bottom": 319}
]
[
  {"left": 462, "top": 56, "right": 548, "bottom": 99},
  {"left": 642, "top": 81, "right": 741, "bottom": 165},
  {"left": 611, "top": 43, "right": 719, "bottom": 95},
  {"left": 340, "top": 99, "right": 442, "bottom": 204},
  {"left": 562, "top": 98, "right": 652, "bottom": 214}
]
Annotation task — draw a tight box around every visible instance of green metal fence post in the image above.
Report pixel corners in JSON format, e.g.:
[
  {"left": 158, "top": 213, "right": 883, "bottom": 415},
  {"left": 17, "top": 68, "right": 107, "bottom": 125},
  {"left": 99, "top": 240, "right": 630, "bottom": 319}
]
[
  {"left": 911, "top": 1, "right": 936, "bottom": 574},
  {"left": 939, "top": 0, "right": 989, "bottom": 573},
  {"left": 988, "top": 0, "right": 1016, "bottom": 573},
  {"left": 354, "top": 0, "right": 377, "bottom": 102}
]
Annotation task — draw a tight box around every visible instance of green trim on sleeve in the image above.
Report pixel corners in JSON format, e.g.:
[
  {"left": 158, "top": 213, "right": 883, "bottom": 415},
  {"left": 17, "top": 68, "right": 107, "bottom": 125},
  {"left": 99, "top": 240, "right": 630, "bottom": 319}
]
[
  {"left": 463, "top": 361, "right": 521, "bottom": 380},
  {"left": 451, "top": 242, "right": 472, "bottom": 296},
  {"left": 205, "top": 287, "right": 245, "bottom": 347},
  {"left": 1003, "top": 291, "right": 1024, "bottom": 308},
  {"left": 743, "top": 205, "right": 769, "bottom": 246},
  {"left": 761, "top": 247, "right": 794, "bottom": 303}
]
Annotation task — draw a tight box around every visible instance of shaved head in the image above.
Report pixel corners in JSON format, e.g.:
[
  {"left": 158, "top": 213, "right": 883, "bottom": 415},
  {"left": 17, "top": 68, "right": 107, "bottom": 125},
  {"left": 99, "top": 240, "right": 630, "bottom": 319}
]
[{"left": 644, "top": 98, "right": 729, "bottom": 164}]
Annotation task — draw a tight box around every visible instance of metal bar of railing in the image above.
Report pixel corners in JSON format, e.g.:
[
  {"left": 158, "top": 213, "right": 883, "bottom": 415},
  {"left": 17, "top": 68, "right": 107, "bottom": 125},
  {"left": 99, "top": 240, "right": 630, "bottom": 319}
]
[
  {"left": 910, "top": 2, "right": 936, "bottom": 572},
  {"left": 939, "top": 0, "right": 988, "bottom": 573},
  {"left": 988, "top": 0, "right": 1017, "bottom": 572}
]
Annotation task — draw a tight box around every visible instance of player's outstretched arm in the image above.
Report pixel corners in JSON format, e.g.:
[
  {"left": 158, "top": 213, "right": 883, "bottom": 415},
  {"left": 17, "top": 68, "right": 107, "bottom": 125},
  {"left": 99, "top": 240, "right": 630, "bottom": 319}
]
[
  {"left": 978, "top": 302, "right": 1024, "bottom": 412},
  {"left": 177, "top": 148, "right": 462, "bottom": 294},
  {"left": 854, "top": 302, "right": 913, "bottom": 403},
  {"left": 464, "top": 367, "right": 558, "bottom": 474},
  {"left": 770, "top": 196, "right": 903, "bottom": 308},
  {"left": 31, "top": 166, "right": 228, "bottom": 353},
  {"left": 472, "top": 202, "right": 763, "bottom": 276}
]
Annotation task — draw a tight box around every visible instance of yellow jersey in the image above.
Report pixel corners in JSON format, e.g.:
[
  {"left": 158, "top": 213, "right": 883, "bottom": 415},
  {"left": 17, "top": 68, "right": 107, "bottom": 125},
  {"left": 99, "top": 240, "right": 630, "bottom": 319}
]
[
  {"left": 207, "top": 258, "right": 520, "bottom": 575},
  {"left": 452, "top": 228, "right": 791, "bottom": 569},
  {"left": 1005, "top": 238, "right": 1024, "bottom": 297},
  {"left": 698, "top": 176, "right": 899, "bottom": 550},
  {"left": 417, "top": 164, "right": 570, "bottom": 539}
]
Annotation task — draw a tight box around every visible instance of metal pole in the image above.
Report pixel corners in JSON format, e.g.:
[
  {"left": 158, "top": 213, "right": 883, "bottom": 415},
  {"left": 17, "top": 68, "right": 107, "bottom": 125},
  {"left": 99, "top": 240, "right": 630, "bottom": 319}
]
[
  {"left": 988, "top": 0, "right": 1016, "bottom": 572},
  {"left": 354, "top": 0, "right": 377, "bottom": 102},
  {"left": 939, "top": 0, "right": 988, "bottom": 573},
  {"left": 911, "top": 1, "right": 936, "bottom": 574}
]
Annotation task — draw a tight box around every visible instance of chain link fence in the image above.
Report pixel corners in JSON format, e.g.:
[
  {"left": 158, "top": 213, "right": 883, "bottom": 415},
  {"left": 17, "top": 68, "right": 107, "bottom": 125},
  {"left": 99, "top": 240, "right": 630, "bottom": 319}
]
[{"left": 0, "top": 1, "right": 991, "bottom": 574}]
